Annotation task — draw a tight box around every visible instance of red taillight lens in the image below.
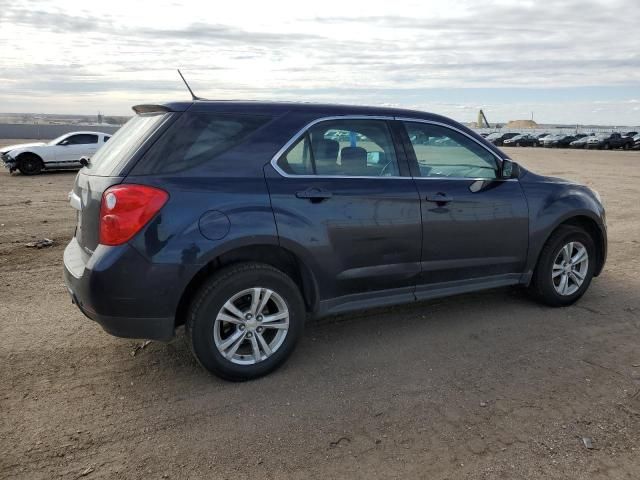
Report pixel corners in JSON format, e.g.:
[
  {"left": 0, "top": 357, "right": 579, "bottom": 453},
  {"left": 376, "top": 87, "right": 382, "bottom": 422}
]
[{"left": 99, "top": 184, "right": 168, "bottom": 246}]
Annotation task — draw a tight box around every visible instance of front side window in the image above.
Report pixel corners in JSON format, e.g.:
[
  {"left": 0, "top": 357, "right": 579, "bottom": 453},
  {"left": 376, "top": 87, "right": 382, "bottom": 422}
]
[
  {"left": 64, "top": 134, "right": 99, "bottom": 145},
  {"left": 404, "top": 122, "right": 499, "bottom": 179},
  {"left": 277, "top": 119, "right": 400, "bottom": 177}
]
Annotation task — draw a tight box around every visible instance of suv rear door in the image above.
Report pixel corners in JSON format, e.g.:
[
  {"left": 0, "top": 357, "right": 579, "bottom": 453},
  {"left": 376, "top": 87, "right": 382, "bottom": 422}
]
[
  {"left": 265, "top": 117, "right": 422, "bottom": 313},
  {"left": 399, "top": 120, "right": 529, "bottom": 292}
]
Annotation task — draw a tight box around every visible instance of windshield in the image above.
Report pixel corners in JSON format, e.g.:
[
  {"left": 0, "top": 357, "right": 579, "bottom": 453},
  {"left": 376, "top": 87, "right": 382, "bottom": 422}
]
[
  {"left": 84, "top": 112, "right": 169, "bottom": 176},
  {"left": 48, "top": 134, "right": 69, "bottom": 145},
  {"left": 486, "top": 133, "right": 501, "bottom": 139}
]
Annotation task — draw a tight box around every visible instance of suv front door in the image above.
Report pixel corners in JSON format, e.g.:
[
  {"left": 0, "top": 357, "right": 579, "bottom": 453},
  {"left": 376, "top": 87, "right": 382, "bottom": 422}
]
[
  {"left": 400, "top": 120, "right": 529, "bottom": 295},
  {"left": 266, "top": 117, "right": 422, "bottom": 314}
]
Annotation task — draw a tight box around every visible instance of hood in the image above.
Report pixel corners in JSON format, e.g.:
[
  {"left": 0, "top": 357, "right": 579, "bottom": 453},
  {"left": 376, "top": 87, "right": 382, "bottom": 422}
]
[
  {"left": 521, "top": 169, "right": 580, "bottom": 185},
  {"left": 0, "top": 142, "right": 47, "bottom": 154}
]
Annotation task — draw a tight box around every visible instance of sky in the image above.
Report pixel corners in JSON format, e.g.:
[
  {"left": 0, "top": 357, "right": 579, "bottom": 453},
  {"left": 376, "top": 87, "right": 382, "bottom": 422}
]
[{"left": 0, "top": 0, "right": 639, "bottom": 125}]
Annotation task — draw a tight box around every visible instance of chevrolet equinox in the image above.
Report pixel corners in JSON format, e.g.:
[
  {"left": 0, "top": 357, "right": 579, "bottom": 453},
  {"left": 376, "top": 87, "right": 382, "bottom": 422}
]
[{"left": 64, "top": 101, "right": 607, "bottom": 380}]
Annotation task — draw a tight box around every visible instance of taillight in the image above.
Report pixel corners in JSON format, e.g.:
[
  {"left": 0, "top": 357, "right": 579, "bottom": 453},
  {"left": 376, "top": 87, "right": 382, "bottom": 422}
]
[{"left": 99, "top": 184, "right": 168, "bottom": 246}]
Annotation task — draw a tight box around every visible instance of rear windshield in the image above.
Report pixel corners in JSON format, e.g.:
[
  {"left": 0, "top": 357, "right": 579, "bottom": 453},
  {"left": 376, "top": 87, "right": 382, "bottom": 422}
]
[
  {"left": 132, "top": 112, "right": 272, "bottom": 174},
  {"left": 84, "top": 112, "right": 169, "bottom": 176}
]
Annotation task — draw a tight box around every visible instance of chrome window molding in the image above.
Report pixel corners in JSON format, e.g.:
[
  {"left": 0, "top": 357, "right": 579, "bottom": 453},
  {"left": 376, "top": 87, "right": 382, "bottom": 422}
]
[
  {"left": 269, "top": 115, "right": 513, "bottom": 182},
  {"left": 269, "top": 115, "right": 405, "bottom": 179}
]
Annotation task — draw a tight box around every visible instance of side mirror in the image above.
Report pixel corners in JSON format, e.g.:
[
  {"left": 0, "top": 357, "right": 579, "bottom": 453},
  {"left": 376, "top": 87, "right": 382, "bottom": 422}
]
[
  {"left": 501, "top": 159, "right": 520, "bottom": 179},
  {"left": 59, "top": 139, "right": 69, "bottom": 146}
]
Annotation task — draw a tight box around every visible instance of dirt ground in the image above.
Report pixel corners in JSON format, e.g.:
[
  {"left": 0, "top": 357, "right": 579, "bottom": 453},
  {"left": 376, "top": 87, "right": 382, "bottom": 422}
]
[{"left": 1, "top": 143, "right": 639, "bottom": 479}]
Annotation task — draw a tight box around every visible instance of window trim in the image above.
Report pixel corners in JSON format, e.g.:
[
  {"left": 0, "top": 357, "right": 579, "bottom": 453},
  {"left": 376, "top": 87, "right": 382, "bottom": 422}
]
[
  {"left": 397, "top": 117, "right": 515, "bottom": 182},
  {"left": 271, "top": 115, "right": 408, "bottom": 180},
  {"left": 271, "top": 115, "right": 514, "bottom": 181}
]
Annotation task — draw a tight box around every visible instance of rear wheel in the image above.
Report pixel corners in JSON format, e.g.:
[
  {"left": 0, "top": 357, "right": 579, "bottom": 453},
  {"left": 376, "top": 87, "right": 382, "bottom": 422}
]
[
  {"left": 17, "top": 154, "right": 43, "bottom": 175},
  {"left": 186, "top": 263, "right": 305, "bottom": 381},
  {"left": 528, "top": 225, "right": 596, "bottom": 307}
]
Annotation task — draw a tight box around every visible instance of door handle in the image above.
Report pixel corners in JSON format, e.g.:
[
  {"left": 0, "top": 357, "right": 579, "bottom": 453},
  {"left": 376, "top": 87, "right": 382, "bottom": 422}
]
[
  {"left": 296, "top": 187, "right": 333, "bottom": 201},
  {"left": 425, "top": 192, "right": 453, "bottom": 205}
]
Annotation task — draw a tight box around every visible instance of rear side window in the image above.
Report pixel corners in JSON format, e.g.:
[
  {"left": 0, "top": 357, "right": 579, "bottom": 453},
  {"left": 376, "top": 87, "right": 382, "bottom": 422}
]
[{"left": 134, "top": 112, "right": 271, "bottom": 174}]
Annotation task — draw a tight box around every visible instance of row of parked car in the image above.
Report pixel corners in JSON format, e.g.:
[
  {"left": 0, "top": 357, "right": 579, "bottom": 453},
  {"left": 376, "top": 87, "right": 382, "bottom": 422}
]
[{"left": 482, "top": 131, "right": 640, "bottom": 149}]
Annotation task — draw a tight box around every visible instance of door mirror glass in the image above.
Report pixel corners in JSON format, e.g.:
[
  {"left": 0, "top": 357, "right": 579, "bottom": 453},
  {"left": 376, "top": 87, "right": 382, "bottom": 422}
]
[{"left": 501, "top": 159, "right": 519, "bottom": 179}]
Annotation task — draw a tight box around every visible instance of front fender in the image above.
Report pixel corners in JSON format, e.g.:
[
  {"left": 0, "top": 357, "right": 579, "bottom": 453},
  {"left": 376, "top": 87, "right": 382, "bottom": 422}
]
[{"left": 521, "top": 176, "right": 606, "bottom": 276}]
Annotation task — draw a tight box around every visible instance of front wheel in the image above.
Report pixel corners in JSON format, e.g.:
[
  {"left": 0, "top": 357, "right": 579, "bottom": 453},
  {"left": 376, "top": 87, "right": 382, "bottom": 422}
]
[
  {"left": 186, "top": 263, "right": 305, "bottom": 381},
  {"left": 17, "top": 154, "right": 43, "bottom": 175},
  {"left": 528, "top": 226, "right": 596, "bottom": 307}
]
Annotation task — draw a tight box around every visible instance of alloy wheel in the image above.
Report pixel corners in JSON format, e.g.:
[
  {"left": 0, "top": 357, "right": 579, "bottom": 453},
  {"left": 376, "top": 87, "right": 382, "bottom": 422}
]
[
  {"left": 552, "top": 241, "right": 589, "bottom": 296},
  {"left": 213, "top": 287, "right": 289, "bottom": 365}
]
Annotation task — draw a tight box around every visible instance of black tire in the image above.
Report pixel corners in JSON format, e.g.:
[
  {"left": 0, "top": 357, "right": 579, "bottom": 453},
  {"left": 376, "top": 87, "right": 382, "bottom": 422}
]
[
  {"left": 603, "top": 143, "right": 609, "bottom": 150},
  {"left": 515, "top": 142, "right": 521, "bottom": 147},
  {"left": 186, "top": 262, "right": 305, "bottom": 381},
  {"left": 528, "top": 225, "right": 596, "bottom": 307},
  {"left": 17, "top": 154, "right": 43, "bottom": 175}
]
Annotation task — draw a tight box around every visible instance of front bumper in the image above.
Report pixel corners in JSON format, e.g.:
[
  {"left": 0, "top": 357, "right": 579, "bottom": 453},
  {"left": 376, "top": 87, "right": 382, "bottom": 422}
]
[
  {"left": 1, "top": 153, "right": 17, "bottom": 171},
  {"left": 63, "top": 237, "right": 180, "bottom": 341}
]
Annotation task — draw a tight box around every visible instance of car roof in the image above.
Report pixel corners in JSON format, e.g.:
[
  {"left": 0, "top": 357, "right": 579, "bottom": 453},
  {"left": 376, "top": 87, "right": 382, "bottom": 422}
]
[
  {"left": 138, "top": 100, "right": 457, "bottom": 123},
  {"left": 62, "top": 131, "right": 111, "bottom": 135}
]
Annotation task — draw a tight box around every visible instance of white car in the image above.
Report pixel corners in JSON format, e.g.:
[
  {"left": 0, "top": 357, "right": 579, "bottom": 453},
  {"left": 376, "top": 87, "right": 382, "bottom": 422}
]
[{"left": 1, "top": 131, "right": 111, "bottom": 175}]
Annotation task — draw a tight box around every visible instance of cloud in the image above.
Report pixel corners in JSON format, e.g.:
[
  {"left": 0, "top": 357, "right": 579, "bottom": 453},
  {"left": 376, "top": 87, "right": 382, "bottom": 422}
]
[{"left": 0, "top": 0, "right": 639, "bottom": 124}]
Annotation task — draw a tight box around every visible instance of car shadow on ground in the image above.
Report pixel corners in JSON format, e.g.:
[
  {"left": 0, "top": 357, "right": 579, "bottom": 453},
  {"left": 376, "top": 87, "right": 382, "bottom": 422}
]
[{"left": 116, "top": 286, "right": 560, "bottom": 388}]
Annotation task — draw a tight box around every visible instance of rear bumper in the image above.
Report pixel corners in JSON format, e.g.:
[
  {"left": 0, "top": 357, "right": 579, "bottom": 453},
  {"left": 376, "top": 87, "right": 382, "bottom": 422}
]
[
  {"left": 66, "top": 286, "right": 175, "bottom": 340},
  {"left": 63, "top": 237, "right": 184, "bottom": 341}
]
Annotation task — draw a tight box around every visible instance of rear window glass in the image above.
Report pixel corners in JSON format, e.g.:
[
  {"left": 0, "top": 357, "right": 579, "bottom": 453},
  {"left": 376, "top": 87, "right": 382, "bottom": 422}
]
[
  {"left": 84, "top": 113, "right": 169, "bottom": 176},
  {"left": 133, "top": 112, "right": 271, "bottom": 174}
]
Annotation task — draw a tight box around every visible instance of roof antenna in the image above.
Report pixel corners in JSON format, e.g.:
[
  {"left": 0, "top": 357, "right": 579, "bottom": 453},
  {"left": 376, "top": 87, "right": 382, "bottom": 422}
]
[{"left": 177, "top": 69, "right": 201, "bottom": 100}]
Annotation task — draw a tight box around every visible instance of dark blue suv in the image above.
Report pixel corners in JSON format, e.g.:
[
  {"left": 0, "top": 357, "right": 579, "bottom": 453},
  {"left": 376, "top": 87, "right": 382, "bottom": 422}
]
[{"left": 64, "top": 101, "right": 607, "bottom": 380}]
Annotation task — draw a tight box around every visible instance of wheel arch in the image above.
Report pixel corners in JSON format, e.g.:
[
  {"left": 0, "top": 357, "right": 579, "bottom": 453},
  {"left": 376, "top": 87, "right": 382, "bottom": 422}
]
[
  {"left": 174, "top": 244, "right": 319, "bottom": 328},
  {"left": 16, "top": 151, "right": 43, "bottom": 162},
  {"left": 557, "top": 216, "right": 606, "bottom": 276},
  {"left": 533, "top": 214, "right": 606, "bottom": 280}
]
